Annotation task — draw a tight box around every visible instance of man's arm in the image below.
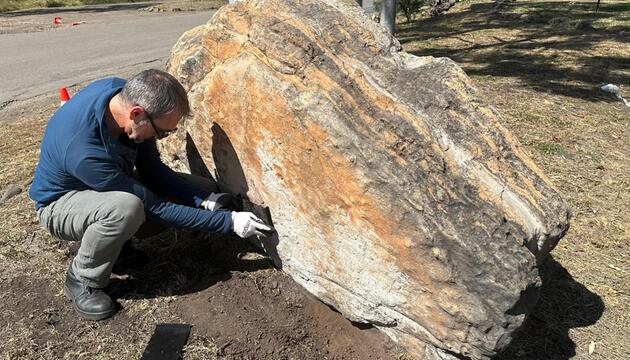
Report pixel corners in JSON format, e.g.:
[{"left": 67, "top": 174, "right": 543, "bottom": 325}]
[
  {"left": 135, "top": 140, "right": 212, "bottom": 207},
  {"left": 70, "top": 154, "right": 231, "bottom": 233}
]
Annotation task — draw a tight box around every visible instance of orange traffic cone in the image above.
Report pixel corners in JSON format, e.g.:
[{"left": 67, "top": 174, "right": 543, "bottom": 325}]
[{"left": 59, "top": 87, "right": 70, "bottom": 107}]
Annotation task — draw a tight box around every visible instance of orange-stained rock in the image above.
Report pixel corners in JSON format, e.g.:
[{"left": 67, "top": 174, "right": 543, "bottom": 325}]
[{"left": 161, "top": 0, "right": 571, "bottom": 358}]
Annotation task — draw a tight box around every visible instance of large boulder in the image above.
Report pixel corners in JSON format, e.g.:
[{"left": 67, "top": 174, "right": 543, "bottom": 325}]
[{"left": 161, "top": 0, "right": 571, "bottom": 358}]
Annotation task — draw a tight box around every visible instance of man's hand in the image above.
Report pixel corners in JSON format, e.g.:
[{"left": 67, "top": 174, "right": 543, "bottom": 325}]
[
  {"left": 202, "top": 193, "right": 234, "bottom": 211},
  {"left": 231, "top": 212, "right": 273, "bottom": 238}
]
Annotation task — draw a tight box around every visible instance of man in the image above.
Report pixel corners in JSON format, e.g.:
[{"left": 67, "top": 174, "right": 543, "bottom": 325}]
[{"left": 29, "top": 69, "right": 271, "bottom": 321}]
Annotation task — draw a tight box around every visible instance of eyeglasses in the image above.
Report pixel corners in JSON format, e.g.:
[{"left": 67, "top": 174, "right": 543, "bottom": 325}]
[{"left": 144, "top": 111, "right": 177, "bottom": 139}]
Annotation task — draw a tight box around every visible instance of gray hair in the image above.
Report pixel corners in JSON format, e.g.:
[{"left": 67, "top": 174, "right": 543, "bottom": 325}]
[{"left": 120, "top": 69, "right": 191, "bottom": 119}]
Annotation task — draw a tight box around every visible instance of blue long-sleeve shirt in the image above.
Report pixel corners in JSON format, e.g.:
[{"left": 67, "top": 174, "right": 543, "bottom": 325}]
[{"left": 29, "top": 77, "right": 232, "bottom": 233}]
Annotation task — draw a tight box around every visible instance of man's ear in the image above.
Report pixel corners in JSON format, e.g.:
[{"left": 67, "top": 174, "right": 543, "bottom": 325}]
[{"left": 129, "top": 105, "right": 145, "bottom": 121}]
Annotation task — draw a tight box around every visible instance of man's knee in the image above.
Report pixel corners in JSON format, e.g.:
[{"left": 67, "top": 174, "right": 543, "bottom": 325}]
[{"left": 110, "top": 192, "right": 145, "bottom": 230}]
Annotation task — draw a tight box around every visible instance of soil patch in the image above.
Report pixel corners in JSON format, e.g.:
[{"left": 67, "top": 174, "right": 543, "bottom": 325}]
[
  {"left": 115, "top": 228, "right": 403, "bottom": 359},
  {"left": 176, "top": 270, "right": 398, "bottom": 359}
]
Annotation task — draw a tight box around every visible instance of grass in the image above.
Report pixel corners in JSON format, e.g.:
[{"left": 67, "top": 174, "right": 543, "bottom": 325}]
[
  {"left": 507, "top": 0, "right": 630, "bottom": 29},
  {"left": 398, "top": 0, "right": 630, "bottom": 102},
  {"left": 0, "top": 245, "right": 30, "bottom": 260},
  {"left": 534, "top": 141, "right": 565, "bottom": 155},
  {"left": 590, "top": 152, "right": 605, "bottom": 168},
  {"left": 399, "top": 1, "right": 629, "bottom": 358},
  {"left": 182, "top": 333, "right": 220, "bottom": 358},
  {"left": 0, "top": 0, "right": 146, "bottom": 13},
  {"left": 0, "top": 0, "right": 226, "bottom": 14}
]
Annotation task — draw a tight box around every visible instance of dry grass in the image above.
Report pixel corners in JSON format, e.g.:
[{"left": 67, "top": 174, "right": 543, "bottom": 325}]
[
  {"left": 0, "top": 0, "right": 145, "bottom": 13},
  {"left": 0, "top": 0, "right": 226, "bottom": 13},
  {"left": 155, "top": 0, "right": 227, "bottom": 11},
  {"left": 399, "top": 0, "right": 629, "bottom": 358}
]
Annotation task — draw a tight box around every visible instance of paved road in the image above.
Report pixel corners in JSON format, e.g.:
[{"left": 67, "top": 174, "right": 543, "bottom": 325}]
[{"left": 0, "top": 4, "right": 216, "bottom": 107}]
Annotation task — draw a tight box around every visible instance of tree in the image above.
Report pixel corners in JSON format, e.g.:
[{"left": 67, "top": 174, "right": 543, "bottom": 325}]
[
  {"left": 380, "top": 0, "right": 397, "bottom": 34},
  {"left": 398, "top": 0, "right": 424, "bottom": 23}
]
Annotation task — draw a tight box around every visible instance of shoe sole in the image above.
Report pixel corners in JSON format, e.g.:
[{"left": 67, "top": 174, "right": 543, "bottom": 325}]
[{"left": 63, "top": 284, "right": 116, "bottom": 321}]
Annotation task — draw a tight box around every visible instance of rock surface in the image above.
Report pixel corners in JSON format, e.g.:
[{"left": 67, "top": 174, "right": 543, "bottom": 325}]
[{"left": 161, "top": 0, "right": 571, "bottom": 358}]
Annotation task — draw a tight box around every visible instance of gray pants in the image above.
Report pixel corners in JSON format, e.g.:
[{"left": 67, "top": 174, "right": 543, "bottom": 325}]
[{"left": 37, "top": 174, "right": 218, "bottom": 288}]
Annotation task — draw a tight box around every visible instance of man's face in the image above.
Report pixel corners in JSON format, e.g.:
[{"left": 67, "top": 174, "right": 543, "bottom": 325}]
[{"left": 127, "top": 106, "right": 180, "bottom": 143}]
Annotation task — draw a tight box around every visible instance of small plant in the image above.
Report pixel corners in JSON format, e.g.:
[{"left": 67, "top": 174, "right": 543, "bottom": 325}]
[
  {"left": 535, "top": 142, "right": 564, "bottom": 155},
  {"left": 1, "top": 246, "right": 29, "bottom": 260},
  {"left": 590, "top": 153, "right": 605, "bottom": 168},
  {"left": 45, "top": 0, "right": 66, "bottom": 7}
]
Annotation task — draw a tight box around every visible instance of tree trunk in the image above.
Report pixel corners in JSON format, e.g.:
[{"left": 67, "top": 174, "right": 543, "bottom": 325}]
[{"left": 380, "top": 0, "right": 396, "bottom": 34}]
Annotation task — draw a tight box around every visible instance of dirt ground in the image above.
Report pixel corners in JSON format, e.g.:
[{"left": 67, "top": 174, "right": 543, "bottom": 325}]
[{"left": 0, "top": 0, "right": 628, "bottom": 359}]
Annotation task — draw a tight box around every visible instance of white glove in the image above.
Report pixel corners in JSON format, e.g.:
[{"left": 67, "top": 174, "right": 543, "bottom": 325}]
[
  {"left": 202, "top": 193, "right": 233, "bottom": 211},
  {"left": 231, "top": 211, "right": 273, "bottom": 238}
]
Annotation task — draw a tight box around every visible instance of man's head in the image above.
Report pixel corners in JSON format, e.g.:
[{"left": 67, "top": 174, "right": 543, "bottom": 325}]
[{"left": 117, "top": 69, "right": 190, "bottom": 143}]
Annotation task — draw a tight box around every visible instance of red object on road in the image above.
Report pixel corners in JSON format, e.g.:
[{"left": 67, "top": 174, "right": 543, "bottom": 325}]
[
  {"left": 54, "top": 16, "right": 63, "bottom": 25},
  {"left": 59, "top": 87, "right": 70, "bottom": 107}
]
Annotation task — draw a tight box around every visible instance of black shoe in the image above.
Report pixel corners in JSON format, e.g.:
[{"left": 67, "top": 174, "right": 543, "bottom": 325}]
[
  {"left": 64, "top": 265, "right": 116, "bottom": 321},
  {"left": 112, "top": 240, "right": 150, "bottom": 274}
]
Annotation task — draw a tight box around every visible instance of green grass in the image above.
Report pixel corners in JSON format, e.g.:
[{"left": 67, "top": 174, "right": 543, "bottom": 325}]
[
  {"left": 0, "top": 245, "right": 29, "bottom": 260},
  {"left": 590, "top": 152, "right": 605, "bottom": 167},
  {"left": 0, "top": 0, "right": 146, "bottom": 12},
  {"left": 535, "top": 141, "right": 565, "bottom": 155}
]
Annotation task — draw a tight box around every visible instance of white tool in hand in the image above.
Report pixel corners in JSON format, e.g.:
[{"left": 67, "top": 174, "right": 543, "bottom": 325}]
[{"left": 231, "top": 212, "right": 273, "bottom": 238}]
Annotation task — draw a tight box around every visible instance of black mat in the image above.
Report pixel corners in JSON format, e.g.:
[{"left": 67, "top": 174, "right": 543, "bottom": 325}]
[{"left": 140, "top": 323, "right": 191, "bottom": 360}]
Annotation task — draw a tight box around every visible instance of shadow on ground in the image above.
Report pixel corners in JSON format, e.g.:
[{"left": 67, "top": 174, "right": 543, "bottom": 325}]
[
  {"left": 107, "top": 229, "right": 275, "bottom": 300},
  {"left": 497, "top": 256, "right": 604, "bottom": 360},
  {"left": 397, "top": 1, "right": 630, "bottom": 101}
]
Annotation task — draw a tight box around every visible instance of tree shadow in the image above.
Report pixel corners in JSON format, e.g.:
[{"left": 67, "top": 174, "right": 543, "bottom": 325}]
[
  {"left": 109, "top": 128, "right": 282, "bottom": 300},
  {"left": 396, "top": 1, "right": 630, "bottom": 101},
  {"left": 497, "top": 256, "right": 604, "bottom": 359}
]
